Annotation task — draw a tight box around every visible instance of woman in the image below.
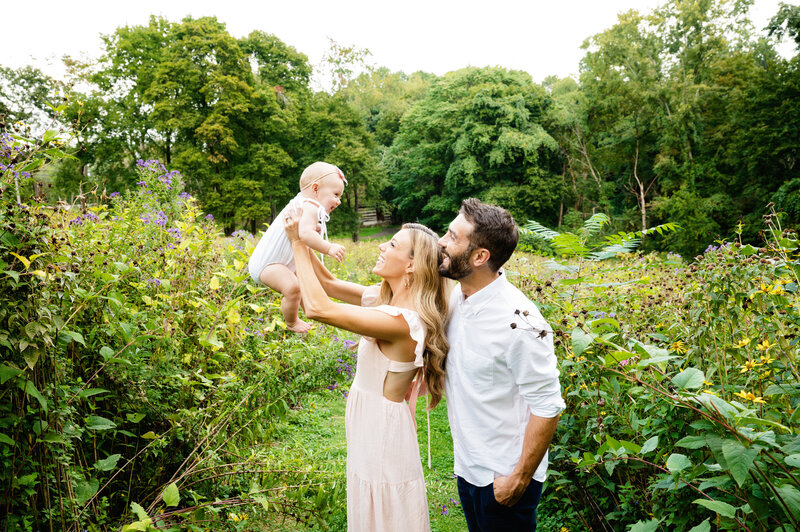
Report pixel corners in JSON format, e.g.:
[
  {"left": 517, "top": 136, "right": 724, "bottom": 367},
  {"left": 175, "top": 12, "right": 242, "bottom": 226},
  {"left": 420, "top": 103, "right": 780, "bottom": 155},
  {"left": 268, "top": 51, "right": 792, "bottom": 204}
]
[{"left": 285, "top": 210, "right": 449, "bottom": 532}]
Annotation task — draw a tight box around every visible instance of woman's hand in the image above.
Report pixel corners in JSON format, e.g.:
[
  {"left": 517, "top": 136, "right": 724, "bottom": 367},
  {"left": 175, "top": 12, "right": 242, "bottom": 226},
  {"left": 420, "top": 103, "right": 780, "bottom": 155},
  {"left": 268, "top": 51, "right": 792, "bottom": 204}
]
[{"left": 284, "top": 205, "right": 303, "bottom": 242}]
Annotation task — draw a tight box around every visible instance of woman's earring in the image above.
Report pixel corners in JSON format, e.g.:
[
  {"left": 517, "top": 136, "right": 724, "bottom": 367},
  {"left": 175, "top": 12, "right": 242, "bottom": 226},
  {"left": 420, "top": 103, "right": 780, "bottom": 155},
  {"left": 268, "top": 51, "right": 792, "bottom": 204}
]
[{"left": 404, "top": 275, "right": 412, "bottom": 289}]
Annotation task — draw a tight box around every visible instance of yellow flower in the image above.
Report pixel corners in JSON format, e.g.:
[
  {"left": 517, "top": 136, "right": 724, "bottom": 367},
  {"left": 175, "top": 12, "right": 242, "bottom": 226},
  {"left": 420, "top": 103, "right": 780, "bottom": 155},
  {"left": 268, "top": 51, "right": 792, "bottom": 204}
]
[
  {"left": 580, "top": 384, "right": 588, "bottom": 390},
  {"left": 770, "top": 286, "right": 785, "bottom": 296},
  {"left": 560, "top": 528, "right": 571, "bottom": 532},
  {"left": 740, "top": 360, "right": 760, "bottom": 373},
  {"left": 756, "top": 339, "right": 773, "bottom": 351},
  {"left": 703, "top": 389, "right": 716, "bottom": 395},
  {"left": 670, "top": 340, "right": 688, "bottom": 354},
  {"left": 734, "top": 337, "right": 750, "bottom": 349},
  {"left": 600, "top": 411, "right": 606, "bottom": 416},
  {"left": 760, "top": 353, "right": 775, "bottom": 365},
  {"left": 734, "top": 390, "right": 767, "bottom": 403},
  {"left": 760, "top": 283, "right": 772, "bottom": 293},
  {"left": 703, "top": 380, "right": 714, "bottom": 386}
]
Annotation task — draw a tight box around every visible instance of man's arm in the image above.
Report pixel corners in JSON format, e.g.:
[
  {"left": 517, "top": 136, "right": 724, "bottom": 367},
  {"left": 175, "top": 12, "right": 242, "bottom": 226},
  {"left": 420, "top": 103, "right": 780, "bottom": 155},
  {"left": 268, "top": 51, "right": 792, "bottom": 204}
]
[{"left": 493, "top": 413, "right": 560, "bottom": 506}]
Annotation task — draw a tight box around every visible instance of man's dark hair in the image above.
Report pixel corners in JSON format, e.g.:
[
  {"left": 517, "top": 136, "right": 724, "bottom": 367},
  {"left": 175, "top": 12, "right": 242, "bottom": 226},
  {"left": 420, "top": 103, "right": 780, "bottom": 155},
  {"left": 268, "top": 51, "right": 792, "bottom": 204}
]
[{"left": 459, "top": 198, "right": 519, "bottom": 272}]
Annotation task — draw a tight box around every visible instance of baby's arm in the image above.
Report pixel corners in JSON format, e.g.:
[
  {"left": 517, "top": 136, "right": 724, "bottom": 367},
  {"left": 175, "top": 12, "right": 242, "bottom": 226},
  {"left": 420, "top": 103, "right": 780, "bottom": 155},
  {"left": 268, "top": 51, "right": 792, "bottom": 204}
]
[{"left": 297, "top": 204, "right": 345, "bottom": 262}]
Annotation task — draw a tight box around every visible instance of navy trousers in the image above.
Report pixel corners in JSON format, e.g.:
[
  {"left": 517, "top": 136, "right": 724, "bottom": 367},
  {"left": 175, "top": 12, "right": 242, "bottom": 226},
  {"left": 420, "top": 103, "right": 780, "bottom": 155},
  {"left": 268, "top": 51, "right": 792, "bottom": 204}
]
[{"left": 457, "top": 476, "right": 543, "bottom": 532}]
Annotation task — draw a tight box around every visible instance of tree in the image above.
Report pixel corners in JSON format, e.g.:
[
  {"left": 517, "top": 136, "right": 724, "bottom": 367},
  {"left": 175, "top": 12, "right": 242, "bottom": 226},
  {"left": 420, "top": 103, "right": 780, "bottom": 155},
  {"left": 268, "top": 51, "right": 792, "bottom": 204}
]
[{"left": 385, "top": 66, "right": 561, "bottom": 230}]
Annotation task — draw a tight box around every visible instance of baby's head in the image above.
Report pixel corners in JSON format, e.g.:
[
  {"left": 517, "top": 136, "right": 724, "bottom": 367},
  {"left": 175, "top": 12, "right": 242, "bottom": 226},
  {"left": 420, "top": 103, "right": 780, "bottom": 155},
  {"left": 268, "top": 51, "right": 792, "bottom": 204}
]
[{"left": 299, "top": 162, "right": 347, "bottom": 213}]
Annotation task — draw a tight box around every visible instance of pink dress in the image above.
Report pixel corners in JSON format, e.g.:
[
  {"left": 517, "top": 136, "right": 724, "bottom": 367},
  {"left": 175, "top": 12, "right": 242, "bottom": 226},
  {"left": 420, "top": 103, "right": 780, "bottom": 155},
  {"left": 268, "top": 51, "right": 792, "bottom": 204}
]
[{"left": 345, "top": 286, "right": 430, "bottom": 532}]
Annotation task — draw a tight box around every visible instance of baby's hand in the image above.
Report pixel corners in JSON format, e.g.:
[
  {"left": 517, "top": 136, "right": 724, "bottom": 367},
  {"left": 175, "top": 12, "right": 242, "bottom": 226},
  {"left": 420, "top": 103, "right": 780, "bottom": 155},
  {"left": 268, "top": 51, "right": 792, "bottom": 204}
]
[{"left": 327, "top": 243, "right": 346, "bottom": 262}]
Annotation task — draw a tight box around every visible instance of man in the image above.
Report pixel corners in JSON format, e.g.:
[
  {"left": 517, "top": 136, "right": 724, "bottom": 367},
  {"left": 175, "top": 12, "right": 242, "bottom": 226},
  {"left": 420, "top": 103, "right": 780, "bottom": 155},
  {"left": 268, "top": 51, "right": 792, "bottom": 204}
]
[{"left": 438, "top": 198, "right": 565, "bottom": 531}]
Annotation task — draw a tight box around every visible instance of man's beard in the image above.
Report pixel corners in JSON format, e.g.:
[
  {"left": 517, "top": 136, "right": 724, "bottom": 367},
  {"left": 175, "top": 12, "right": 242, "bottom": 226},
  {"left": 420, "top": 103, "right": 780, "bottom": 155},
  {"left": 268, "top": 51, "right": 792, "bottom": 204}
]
[{"left": 438, "top": 245, "right": 475, "bottom": 280}]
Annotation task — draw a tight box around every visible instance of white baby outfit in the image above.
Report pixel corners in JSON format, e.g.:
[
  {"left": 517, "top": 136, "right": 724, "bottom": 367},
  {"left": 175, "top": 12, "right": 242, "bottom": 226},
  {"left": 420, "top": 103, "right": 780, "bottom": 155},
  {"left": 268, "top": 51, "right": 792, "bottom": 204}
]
[{"left": 248, "top": 193, "right": 329, "bottom": 282}]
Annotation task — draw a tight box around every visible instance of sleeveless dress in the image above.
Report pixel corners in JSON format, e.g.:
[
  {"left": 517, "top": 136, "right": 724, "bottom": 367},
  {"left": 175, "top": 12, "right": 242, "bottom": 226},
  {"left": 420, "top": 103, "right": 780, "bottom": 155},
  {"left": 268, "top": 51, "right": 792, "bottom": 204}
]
[
  {"left": 247, "top": 193, "right": 329, "bottom": 282},
  {"left": 346, "top": 286, "right": 431, "bottom": 532}
]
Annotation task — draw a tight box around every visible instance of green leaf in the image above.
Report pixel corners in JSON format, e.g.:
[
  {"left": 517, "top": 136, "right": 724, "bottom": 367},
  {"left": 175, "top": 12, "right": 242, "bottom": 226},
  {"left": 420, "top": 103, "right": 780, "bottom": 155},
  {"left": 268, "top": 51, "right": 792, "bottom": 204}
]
[
  {"left": 722, "top": 439, "right": 758, "bottom": 487},
  {"left": 94, "top": 454, "right": 122, "bottom": 471},
  {"left": 571, "top": 328, "right": 596, "bottom": 356},
  {"left": 676, "top": 435, "right": 708, "bottom": 450},
  {"left": 0, "top": 364, "right": 22, "bottom": 384},
  {"left": 78, "top": 388, "right": 110, "bottom": 399},
  {"left": 42, "top": 129, "right": 59, "bottom": 143},
  {"left": 739, "top": 244, "right": 757, "bottom": 256},
  {"left": 785, "top": 454, "right": 800, "bottom": 467},
  {"left": 640, "top": 436, "right": 659, "bottom": 454},
  {"left": 126, "top": 413, "right": 145, "bottom": 423},
  {"left": 0, "top": 433, "right": 14, "bottom": 446},
  {"left": 131, "top": 502, "right": 149, "bottom": 520},
  {"left": 693, "top": 498, "right": 737, "bottom": 518},
  {"left": 85, "top": 415, "right": 116, "bottom": 431},
  {"left": 100, "top": 346, "right": 115, "bottom": 361},
  {"left": 74, "top": 478, "right": 99, "bottom": 505},
  {"left": 776, "top": 484, "right": 800, "bottom": 521},
  {"left": 694, "top": 394, "right": 738, "bottom": 419},
  {"left": 162, "top": 482, "right": 180, "bottom": 507},
  {"left": 18, "top": 380, "right": 48, "bottom": 412},
  {"left": 687, "top": 518, "right": 711, "bottom": 532},
  {"left": 628, "top": 518, "right": 661, "bottom": 532},
  {"left": 764, "top": 383, "right": 800, "bottom": 396},
  {"left": 672, "top": 368, "right": 705, "bottom": 390},
  {"left": 666, "top": 453, "right": 691, "bottom": 473},
  {"left": 38, "top": 432, "right": 65, "bottom": 444}
]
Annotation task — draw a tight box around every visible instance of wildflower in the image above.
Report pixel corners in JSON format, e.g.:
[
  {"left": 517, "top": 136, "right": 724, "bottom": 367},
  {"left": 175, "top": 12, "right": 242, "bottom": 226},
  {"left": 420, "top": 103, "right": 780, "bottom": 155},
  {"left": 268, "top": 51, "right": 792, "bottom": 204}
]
[
  {"left": 670, "top": 340, "right": 688, "bottom": 354},
  {"left": 770, "top": 285, "right": 785, "bottom": 296},
  {"left": 760, "top": 353, "right": 775, "bottom": 364},
  {"left": 756, "top": 339, "right": 773, "bottom": 351},
  {"left": 734, "top": 390, "right": 766, "bottom": 403},
  {"left": 740, "top": 359, "right": 759, "bottom": 373},
  {"left": 441, "top": 505, "right": 448, "bottom": 515},
  {"left": 205, "top": 214, "right": 214, "bottom": 221},
  {"left": 734, "top": 337, "right": 750, "bottom": 349},
  {"left": 109, "top": 192, "right": 120, "bottom": 198},
  {"left": 560, "top": 528, "right": 571, "bottom": 532}
]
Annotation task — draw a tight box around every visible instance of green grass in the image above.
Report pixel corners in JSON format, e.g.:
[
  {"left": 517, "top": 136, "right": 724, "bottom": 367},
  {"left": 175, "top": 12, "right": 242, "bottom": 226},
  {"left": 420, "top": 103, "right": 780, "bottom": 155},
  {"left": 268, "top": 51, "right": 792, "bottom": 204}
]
[
  {"left": 328, "top": 224, "right": 400, "bottom": 240},
  {"left": 256, "top": 386, "right": 467, "bottom": 531}
]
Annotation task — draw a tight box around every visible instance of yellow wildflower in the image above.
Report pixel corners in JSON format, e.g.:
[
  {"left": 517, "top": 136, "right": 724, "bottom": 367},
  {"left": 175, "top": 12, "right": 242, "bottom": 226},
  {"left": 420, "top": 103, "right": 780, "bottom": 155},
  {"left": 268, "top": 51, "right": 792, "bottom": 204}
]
[
  {"left": 734, "top": 337, "right": 750, "bottom": 349},
  {"left": 703, "top": 380, "right": 714, "bottom": 386},
  {"left": 734, "top": 390, "right": 766, "bottom": 403},
  {"left": 560, "top": 528, "right": 571, "bottom": 532},
  {"left": 670, "top": 340, "right": 688, "bottom": 354},
  {"left": 760, "top": 353, "right": 775, "bottom": 365},
  {"left": 600, "top": 411, "right": 606, "bottom": 416},
  {"left": 756, "top": 339, "right": 773, "bottom": 351},
  {"left": 580, "top": 384, "right": 588, "bottom": 390},
  {"left": 770, "top": 286, "right": 785, "bottom": 296},
  {"left": 703, "top": 389, "right": 716, "bottom": 395},
  {"left": 740, "top": 360, "right": 759, "bottom": 373}
]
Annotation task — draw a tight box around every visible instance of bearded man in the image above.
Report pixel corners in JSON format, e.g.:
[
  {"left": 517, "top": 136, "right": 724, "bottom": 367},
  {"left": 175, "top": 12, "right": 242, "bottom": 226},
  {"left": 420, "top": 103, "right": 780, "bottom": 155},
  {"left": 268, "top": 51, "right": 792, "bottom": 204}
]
[{"left": 438, "top": 198, "right": 565, "bottom": 532}]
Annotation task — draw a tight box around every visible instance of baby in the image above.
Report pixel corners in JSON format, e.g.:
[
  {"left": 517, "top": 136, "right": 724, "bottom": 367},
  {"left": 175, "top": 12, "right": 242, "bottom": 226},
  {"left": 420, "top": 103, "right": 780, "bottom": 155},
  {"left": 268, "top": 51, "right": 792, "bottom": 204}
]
[{"left": 248, "top": 161, "right": 347, "bottom": 332}]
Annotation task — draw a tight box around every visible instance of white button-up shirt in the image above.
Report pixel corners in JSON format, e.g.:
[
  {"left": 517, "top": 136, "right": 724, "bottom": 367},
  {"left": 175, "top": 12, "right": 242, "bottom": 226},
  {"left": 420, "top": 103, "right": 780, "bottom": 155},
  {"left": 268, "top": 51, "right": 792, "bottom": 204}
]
[{"left": 445, "top": 272, "right": 565, "bottom": 487}]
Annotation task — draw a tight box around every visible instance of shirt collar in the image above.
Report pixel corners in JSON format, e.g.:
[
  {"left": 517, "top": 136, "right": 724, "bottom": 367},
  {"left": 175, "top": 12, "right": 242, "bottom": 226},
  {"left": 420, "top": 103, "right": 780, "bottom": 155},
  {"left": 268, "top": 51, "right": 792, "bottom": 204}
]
[{"left": 457, "top": 270, "right": 505, "bottom": 316}]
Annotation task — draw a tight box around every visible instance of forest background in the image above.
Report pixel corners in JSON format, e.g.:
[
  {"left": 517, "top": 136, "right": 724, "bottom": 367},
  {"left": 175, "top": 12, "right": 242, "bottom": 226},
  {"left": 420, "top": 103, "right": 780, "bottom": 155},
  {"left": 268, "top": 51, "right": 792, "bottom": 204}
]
[
  {"left": 2, "top": 0, "right": 798, "bottom": 256},
  {"left": 3, "top": 0, "right": 800, "bottom": 530}
]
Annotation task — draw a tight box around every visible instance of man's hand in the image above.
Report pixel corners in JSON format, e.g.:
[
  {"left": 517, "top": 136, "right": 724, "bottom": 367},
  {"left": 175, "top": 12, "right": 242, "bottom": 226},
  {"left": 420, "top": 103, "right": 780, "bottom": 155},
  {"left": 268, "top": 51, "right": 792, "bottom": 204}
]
[
  {"left": 493, "top": 474, "right": 529, "bottom": 507},
  {"left": 327, "top": 243, "right": 345, "bottom": 262},
  {"left": 284, "top": 206, "right": 303, "bottom": 242}
]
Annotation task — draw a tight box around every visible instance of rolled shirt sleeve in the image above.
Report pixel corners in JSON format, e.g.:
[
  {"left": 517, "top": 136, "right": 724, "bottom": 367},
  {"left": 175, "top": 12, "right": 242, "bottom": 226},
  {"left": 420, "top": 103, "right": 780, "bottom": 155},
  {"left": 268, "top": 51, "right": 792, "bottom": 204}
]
[{"left": 507, "top": 318, "right": 566, "bottom": 419}]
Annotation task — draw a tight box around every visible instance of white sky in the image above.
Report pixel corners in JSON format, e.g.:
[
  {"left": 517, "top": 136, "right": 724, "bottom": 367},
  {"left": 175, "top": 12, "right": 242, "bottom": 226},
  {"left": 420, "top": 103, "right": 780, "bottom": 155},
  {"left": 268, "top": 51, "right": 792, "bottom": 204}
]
[{"left": 2, "top": 0, "right": 795, "bottom": 86}]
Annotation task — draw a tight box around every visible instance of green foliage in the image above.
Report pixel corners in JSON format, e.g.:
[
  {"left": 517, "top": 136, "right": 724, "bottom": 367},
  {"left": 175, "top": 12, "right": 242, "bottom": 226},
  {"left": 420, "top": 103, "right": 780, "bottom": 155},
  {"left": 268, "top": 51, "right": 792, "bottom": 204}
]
[
  {"left": 1, "top": 149, "right": 347, "bottom": 529},
  {"left": 384, "top": 66, "right": 562, "bottom": 230},
  {"left": 525, "top": 214, "right": 800, "bottom": 531}
]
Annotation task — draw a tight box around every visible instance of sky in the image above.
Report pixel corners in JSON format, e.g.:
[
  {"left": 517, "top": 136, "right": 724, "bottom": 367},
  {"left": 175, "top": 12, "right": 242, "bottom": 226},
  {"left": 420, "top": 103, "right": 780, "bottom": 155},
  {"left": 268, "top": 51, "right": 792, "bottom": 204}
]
[{"left": 2, "top": 0, "right": 795, "bottom": 86}]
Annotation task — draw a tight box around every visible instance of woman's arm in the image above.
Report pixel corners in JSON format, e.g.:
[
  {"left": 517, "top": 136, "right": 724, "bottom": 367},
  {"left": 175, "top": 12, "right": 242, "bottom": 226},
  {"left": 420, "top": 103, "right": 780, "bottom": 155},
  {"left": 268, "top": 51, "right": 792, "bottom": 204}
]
[
  {"left": 287, "top": 213, "right": 409, "bottom": 342},
  {"left": 309, "top": 252, "right": 366, "bottom": 305}
]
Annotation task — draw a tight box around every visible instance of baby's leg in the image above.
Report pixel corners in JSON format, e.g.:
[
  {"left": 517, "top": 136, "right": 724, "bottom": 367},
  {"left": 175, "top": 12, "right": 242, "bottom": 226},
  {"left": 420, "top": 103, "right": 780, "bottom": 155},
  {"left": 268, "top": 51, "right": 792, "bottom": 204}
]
[{"left": 259, "top": 264, "right": 312, "bottom": 333}]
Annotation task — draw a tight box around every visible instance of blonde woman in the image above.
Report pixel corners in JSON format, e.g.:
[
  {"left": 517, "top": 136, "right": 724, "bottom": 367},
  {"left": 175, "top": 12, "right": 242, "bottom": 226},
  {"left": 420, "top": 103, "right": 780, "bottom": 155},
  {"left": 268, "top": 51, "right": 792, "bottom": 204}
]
[{"left": 285, "top": 211, "right": 449, "bottom": 532}]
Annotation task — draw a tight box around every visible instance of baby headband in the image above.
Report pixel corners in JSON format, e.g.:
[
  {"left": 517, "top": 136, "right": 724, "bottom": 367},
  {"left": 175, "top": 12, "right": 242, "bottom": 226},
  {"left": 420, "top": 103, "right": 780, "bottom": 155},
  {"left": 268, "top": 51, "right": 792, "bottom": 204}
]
[{"left": 300, "top": 166, "right": 348, "bottom": 190}]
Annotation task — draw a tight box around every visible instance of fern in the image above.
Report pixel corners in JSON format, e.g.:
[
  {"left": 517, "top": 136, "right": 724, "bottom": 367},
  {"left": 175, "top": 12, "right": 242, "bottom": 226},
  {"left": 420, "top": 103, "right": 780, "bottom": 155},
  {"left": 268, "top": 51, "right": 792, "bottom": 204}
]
[{"left": 579, "top": 213, "right": 610, "bottom": 240}]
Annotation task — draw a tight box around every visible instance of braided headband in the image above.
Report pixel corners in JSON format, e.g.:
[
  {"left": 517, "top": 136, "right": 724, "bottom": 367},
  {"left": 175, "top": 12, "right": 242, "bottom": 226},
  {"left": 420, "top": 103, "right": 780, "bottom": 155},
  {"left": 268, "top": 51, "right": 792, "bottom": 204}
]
[{"left": 300, "top": 167, "right": 348, "bottom": 190}]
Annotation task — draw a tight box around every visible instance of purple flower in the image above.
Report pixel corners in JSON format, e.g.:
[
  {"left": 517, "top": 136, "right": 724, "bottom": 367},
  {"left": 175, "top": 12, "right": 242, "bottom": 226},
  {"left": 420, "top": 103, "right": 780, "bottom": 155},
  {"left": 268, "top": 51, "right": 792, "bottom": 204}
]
[
  {"left": 109, "top": 192, "right": 120, "bottom": 198},
  {"left": 136, "top": 181, "right": 147, "bottom": 187},
  {"left": 205, "top": 214, "right": 214, "bottom": 221},
  {"left": 441, "top": 505, "right": 448, "bottom": 515}
]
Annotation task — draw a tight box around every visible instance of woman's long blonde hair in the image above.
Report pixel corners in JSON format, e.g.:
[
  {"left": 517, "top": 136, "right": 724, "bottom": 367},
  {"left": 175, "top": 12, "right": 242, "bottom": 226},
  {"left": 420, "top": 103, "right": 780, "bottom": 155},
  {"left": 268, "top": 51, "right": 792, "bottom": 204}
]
[{"left": 376, "top": 223, "right": 450, "bottom": 409}]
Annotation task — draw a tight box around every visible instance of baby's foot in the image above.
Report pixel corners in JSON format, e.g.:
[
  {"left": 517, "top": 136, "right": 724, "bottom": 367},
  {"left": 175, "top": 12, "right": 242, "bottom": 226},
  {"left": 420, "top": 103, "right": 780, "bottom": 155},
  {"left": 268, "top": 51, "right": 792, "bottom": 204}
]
[{"left": 286, "top": 319, "right": 312, "bottom": 333}]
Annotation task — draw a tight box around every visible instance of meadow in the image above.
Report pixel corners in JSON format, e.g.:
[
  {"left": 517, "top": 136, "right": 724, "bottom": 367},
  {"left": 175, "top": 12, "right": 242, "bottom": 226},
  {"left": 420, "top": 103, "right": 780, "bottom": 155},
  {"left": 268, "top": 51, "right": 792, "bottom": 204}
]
[{"left": 2, "top": 153, "right": 800, "bottom": 531}]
